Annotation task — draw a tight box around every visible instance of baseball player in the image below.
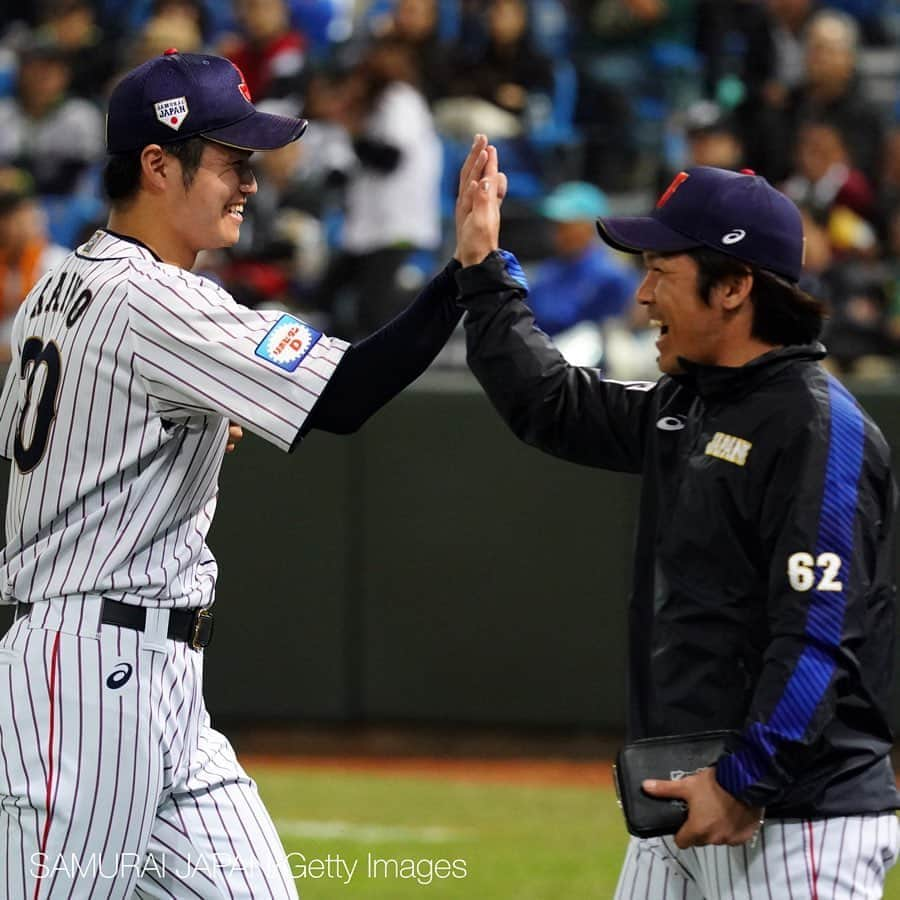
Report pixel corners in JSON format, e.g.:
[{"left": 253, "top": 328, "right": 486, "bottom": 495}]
[
  {"left": 0, "top": 51, "right": 504, "bottom": 899},
  {"left": 455, "top": 165, "right": 899, "bottom": 897}
]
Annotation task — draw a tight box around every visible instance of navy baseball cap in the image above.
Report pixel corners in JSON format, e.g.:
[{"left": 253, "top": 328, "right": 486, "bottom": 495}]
[
  {"left": 106, "top": 50, "right": 308, "bottom": 154},
  {"left": 596, "top": 166, "right": 804, "bottom": 282}
]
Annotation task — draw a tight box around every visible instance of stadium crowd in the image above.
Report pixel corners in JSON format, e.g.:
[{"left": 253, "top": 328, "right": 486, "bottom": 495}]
[{"left": 0, "top": 0, "right": 899, "bottom": 376}]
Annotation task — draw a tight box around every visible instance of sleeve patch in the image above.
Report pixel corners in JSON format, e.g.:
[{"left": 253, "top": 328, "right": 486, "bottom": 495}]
[{"left": 254, "top": 315, "right": 322, "bottom": 372}]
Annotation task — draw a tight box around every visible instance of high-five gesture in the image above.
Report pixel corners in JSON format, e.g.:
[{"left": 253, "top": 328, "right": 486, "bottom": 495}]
[{"left": 454, "top": 134, "right": 507, "bottom": 267}]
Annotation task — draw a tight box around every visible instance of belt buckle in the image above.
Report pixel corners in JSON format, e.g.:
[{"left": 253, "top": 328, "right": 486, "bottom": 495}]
[{"left": 190, "top": 608, "right": 214, "bottom": 650}]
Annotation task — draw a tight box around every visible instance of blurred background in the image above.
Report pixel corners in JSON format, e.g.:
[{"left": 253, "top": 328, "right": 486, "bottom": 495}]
[{"left": 2, "top": 0, "right": 900, "bottom": 377}]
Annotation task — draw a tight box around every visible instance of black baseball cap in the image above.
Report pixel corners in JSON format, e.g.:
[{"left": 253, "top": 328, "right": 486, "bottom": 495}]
[
  {"left": 106, "top": 50, "right": 308, "bottom": 154},
  {"left": 596, "top": 166, "right": 804, "bottom": 283}
]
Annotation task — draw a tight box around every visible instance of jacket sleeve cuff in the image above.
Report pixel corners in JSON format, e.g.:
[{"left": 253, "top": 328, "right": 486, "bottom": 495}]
[
  {"left": 443, "top": 258, "right": 463, "bottom": 277},
  {"left": 455, "top": 250, "right": 529, "bottom": 303},
  {"left": 715, "top": 742, "right": 777, "bottom": 808}
]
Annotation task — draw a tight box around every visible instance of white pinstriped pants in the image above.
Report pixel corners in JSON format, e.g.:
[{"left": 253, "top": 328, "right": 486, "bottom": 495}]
[
  {"left": 0, "top": 608, "right": 298, "bottom": 899},
  {"left": 614, "top": 814, "right": 899, "bottom": 899}
]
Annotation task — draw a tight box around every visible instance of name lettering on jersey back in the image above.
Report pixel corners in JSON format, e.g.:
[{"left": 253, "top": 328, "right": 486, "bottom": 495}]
[
  {"left": 30, "top": 270, "right": 93, "bottom": 327},
  {"left": 704, "top": 431, "right": 752, "bottom": 467}
]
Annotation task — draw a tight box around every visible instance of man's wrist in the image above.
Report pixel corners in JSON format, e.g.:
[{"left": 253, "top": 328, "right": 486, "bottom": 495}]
[
  {"left": 453, "top": 249, "right": 495, "bottom": 268},
  {"left": 454, "top": 249, "right": 529, "bottom": 300}
]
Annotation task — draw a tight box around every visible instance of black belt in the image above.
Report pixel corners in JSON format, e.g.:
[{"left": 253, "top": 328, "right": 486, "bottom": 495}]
[{"left": 15, "top": 599, "right": 214, "bottom": 650}]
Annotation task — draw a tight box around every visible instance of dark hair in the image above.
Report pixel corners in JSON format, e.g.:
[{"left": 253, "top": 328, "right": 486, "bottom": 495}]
[
  {"left": 683, "top": 247, "right": 825, "bottom": 346},
  {"left": 103, "top": 137, "right": 208, "bottom": 206}
]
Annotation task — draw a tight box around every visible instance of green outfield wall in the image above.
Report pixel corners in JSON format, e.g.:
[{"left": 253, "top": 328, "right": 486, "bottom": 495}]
[{"left": 4, "top": 371, "right": 900, "bottom": 732}]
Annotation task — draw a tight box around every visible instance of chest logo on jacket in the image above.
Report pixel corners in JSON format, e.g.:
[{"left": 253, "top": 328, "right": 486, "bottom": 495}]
[
  {"left": 705, "top": 431, "right": 752, "bottom": 466},
  {"left": 656, "top": 416, "right": 686, "bottom": 431}
]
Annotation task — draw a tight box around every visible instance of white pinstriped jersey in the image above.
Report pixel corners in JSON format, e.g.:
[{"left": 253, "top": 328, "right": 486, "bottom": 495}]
[{"left": 0, "top": 229, "right": 347, "bottom": 611}]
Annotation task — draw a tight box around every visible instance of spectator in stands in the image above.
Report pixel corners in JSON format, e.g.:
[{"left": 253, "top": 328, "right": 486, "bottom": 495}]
[
  {"left": 657, "top": 100, "right": 745, "bottom": 196},
  {"left": 695, "top": 0, "right": 775, "bottom": 113},
  {"left": 370, "top": 0, "right": 452, "bottom": 103},
  {"left": 782, "top": 120, "right": 878, "bottom": 258},
  {"left": 693, "top": 0, "right": 775, "bottom": 181},
  {"left": 88, "top": 0, "right": 232, "bottom": 47},
  {"left": 126, "top": 2, "right": 205, "bottom": 66},
  {"left": 527, "top": 181, "right": 637, "bottom": 337},
  {"left": 150, "top": 0, "right": 212, "bottom": 41},
  {"left": 761, "top": 8, "right": 886, "bottom": 183},
  {"left": 570, "top": 0, "right": 696, "bottom": 188},
  {"left": 32, "top": 0, "right": 120, "bottom": 101},
  {"left": 292, "top": 65, "right": 357, "bottom": 205},
  {"left": 819, "top": 230, "right": 900, "bottom": 377},
  {"left": 682, "top": 100, "right": 745, "bottom": 170},
  {"left": 434, "top": 0, "right": 553, "bottom": 141},
  {"left": 0, "top": 169, "right": 68, "bottom": 363},
  {"left": 220, "top": 0, "right": 307, "bottom": 101},
  {"left": 461, "top": 0, "right": 552, "bottom": 126},
  {"left": 313, "top": 40, "right": 442, "bottom": 337},
  {"left": 0, "top": 35, "right": 104, "bottom": 195},
  {"left": 764, "top": 0, "right": 815, "bottom": 103},
  {"left": 795, "top": 134, "right": 898, "bottom": 376}
]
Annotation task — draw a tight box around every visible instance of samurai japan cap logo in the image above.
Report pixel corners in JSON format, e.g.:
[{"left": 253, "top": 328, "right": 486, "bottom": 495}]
[{"left": 154, "top": 96, "right": 189, "bottom": 131}]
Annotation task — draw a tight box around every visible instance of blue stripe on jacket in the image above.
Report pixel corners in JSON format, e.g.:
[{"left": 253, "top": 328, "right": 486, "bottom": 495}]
[{"left": 717, "top": 375, "right": 865, "bottom": 797}]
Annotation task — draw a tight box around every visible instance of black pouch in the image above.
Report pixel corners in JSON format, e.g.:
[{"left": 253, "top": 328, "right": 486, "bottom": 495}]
[{"left": 612, "top": 730, "right": 737, "bottom": 838}]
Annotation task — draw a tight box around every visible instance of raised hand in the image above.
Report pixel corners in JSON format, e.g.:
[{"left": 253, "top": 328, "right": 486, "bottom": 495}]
[{"left": 454, "top": 135, "right": 508, "bottom": 268}]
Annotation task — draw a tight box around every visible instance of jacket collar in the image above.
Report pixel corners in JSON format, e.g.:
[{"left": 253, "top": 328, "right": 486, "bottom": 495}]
[{"left": 670, "top": 343, "right": 827, "bottom": 402}]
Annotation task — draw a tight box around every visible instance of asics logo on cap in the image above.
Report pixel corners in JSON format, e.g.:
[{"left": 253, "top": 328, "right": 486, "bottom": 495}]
[{"left": 722, "top": 229, "right": 746, "bottom": 245}]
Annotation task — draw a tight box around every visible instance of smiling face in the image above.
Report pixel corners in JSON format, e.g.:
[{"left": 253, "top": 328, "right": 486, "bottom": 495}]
[
  {"left": 638, "top": 252, "right": 730, "bottom": 374},
  {"left": 167, "top": 141, "right": 257, "bottom": 258}
]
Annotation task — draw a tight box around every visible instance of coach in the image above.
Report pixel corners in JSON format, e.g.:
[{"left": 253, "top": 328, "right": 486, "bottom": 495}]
[{"left": 457, "top": 165, "right": 900, "bottom": 897}]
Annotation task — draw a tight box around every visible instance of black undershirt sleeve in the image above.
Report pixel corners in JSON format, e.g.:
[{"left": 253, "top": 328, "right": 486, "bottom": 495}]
[{"left": 295, "top": 259, "right": 462, "bottom": 442}]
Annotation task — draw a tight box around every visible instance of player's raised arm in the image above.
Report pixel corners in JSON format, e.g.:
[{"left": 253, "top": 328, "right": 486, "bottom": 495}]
[
  {"left": 123, "top": 133, "right": 496, "bottom": 447},
  {"left": 453, "top": 161, "right": 654, "bottom": 473},
  {"left": 294, "top": 135, "right": 501, "bottom": 437}
]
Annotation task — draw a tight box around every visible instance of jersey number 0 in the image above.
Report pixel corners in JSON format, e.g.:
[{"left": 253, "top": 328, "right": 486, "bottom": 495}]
[{"left": 14, "top": 337, "right": 61, "bottom": 473}]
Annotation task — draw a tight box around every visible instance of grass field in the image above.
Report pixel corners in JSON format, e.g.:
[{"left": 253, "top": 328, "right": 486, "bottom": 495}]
[{"left": 250, "top": 758, "right": 900, "bottom": 899}]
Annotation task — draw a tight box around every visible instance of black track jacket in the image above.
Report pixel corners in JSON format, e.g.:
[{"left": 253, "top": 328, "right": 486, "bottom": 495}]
[{"left": 458, "top": 253, "right": 900, "bottom": 817}]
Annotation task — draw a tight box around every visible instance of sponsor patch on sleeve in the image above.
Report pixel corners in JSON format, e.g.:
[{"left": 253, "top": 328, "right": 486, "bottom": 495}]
[{"left": 254, "top": 314, "right": 322, "bottom": 372}]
